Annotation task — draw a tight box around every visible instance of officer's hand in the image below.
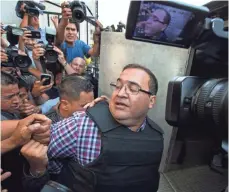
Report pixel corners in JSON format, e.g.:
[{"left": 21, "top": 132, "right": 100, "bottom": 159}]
[
  {"left": 84, "top": 95, "right": 110, "bottom": 109},
  {"left": 32, "top": 43, "right": 45, "bottom": 60},
  {"left": 20, "top": 140, "right": 48, "bottom": 174},
  {"left": 61, "top": 1, "right": 72, "bottom": 20},
  {"left": 0, "top": 49, "right": 8, "bottom": 63}
]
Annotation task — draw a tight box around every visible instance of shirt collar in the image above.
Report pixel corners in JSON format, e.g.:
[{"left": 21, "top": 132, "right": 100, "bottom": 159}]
[{"left": 128, "top": 118, "right": 146, "bottom": 132}]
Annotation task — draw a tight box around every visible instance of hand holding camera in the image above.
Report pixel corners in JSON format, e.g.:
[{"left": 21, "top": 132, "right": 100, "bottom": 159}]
[
  {"left": 32, "top": 43, "right": 45, "bottom": 60},
  {"left": 0, "top": 49, "right": 8, "bottom": 63},
  {"left": 61, "top": 1, "right": 72, "bottom": 20}
]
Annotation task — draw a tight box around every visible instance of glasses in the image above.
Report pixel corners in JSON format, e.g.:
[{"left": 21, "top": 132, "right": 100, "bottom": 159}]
[
  {"left": 110, "top": 81, "right": 153, "bottom": 95},
  {"left": 148, "top": 15, "right": 165, "bottom": 24}
]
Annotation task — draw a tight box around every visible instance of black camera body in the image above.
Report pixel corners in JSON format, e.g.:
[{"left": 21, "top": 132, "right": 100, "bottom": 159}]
[
  {"left": 2, "top": 46, "right": 32, "bottom": 69},
  {"left": 165, "top": 76, "right": 228, "bottom": 129},
  {"left": 15, "top": 0, "right": 45, "bottom": 18},
  {"left": 67, "top": 0, "right": 87, "bottom": 23}
]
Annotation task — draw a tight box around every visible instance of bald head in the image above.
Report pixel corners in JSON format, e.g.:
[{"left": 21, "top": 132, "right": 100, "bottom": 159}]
[{"left": 70, "top": 57, "right": 86, "bottom": 75}]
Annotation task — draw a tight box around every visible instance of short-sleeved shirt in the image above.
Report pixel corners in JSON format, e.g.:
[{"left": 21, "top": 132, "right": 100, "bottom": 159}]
[{"left": 60, "top": 40, "right": 91, "bottom": 63}]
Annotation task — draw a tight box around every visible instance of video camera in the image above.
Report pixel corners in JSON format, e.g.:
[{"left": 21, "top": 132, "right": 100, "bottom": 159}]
[
  {"left": 15, "top": 0, "right": 45, "bottom": 18},
  {"left": 1, "top": 25, "right": 32, "bottom": 70},
  {"left": 125, "top": 0, "right": 228, "bottom": 129}
]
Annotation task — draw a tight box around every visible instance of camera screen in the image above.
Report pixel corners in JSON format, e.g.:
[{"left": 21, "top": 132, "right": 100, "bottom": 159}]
[{"left": 133, "top": 1, "right": 195, "bottom": 46}]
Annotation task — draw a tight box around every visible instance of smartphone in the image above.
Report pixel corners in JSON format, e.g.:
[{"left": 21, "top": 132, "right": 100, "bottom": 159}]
[
  {"left": 40, "top": 74, "right": 52, "bottom": 86},
  {"left": 29, "top": 30, "right": 41, "bottom": 39}
]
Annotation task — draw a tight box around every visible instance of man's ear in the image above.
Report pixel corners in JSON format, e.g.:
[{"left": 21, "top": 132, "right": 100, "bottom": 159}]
[
  {"left": 149, "top": 95, "right": 156, "bottom": 109},
  {"left": 60, "top": 99, "right": 70, "bottom": 111}
]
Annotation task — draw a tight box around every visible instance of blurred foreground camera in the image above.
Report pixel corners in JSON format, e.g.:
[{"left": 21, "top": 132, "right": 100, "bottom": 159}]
[
  {"left": 165, "top": 76, "right": 228, "bottom": 129},
  {"left": 1, "top": 25, "right": 32, "bottom": 69},
  {"left": 1, "top": 47, "right": 32, "bottom": 69}
]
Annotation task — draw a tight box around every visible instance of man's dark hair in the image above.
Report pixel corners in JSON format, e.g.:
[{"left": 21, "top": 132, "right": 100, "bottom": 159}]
[
  {"left": 122, "top": 64, "right": 158, "bottom": 95},
  {"left": 58, "top": 75, "right": 93, "bottom": 100},
  {"left": 69, "top": 19, "right": 80, "bottom": 32},
  {"left": 160, "top": 8, "right": 171, "bottom": 25},
  {"left": 1, "top": 71, "right": 18, "bottom": 86}
]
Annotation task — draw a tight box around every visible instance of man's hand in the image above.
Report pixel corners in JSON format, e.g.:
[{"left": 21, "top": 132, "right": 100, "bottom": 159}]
[
  {"left": 84, "top": 95, "right": 110, "bottom": 109},
  {"left": 1, "top": 169, "right": 11, "bottom": 192},
  {"left": 9, "top": 114, "right": 51, "bottom": 147},
  {"left": 32, "top": 43, "right": 45, "bottom": 60},
  {"left": 0, "top": 23, "right": 6, "bottom": 37},
  {"left": 93, "top": 20, "right": 103, "bottom": 44},
  {"left": 0, "top": 49, "right": 8, "bottom": 63},
  {"left": 61, "top": 1, "right": 72, "bottom": 20},
  {"left": 31, "top": 80, "right": 53, "bottom": 98},
  {"left": 19, "top": 99, "right": 41, "bottom": 117},
  {"left": 20, "top": 140, "right": 48, "bottom": 174},
  {"left": 1, "top": 169, "right": 11, "bottom": 182},
  {"left": 53, "top": 46, "right": 66, "bottom": 66}
]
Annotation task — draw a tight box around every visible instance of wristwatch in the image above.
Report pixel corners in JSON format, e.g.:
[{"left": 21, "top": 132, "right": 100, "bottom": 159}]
[{"left": 29, "top": 169, "right": 46, "bottom": 178}]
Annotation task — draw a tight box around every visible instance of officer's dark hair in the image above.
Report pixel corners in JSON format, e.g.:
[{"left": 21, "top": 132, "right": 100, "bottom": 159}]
[
  {"left": 1, "top": 71, "right": 18, "bottom": 86},
  {"left": 122, "top": 64, "right": 158, "bottom": 95},
  {"left": 58, "top": 74, "right": 94, "bottom": 100}
]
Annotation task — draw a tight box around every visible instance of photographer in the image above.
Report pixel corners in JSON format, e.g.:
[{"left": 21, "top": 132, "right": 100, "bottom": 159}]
[{"left": 55, "top": 1, "right": 101, "bottom": 63}]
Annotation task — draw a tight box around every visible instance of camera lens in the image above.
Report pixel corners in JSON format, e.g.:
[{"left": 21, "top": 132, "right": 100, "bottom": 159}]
[
  {"left": 14, "top": 55, "right": 32, "bottom": 68},
  {"left": 72, "top": 7, "right": 85, "bottom": 23},
  {"left": 45, "top": 50, "right": 58, "bottom": 63},
  {"left": 192, "top": 79, "right": 228, "bottom": 129}
]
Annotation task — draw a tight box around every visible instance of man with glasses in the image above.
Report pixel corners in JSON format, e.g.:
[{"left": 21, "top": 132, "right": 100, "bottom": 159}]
[
  {"left": 22, "top": 64, "right": 163, "bottom": 192},
  {"left": 137, "top": 8, "right": 171, "bottom": 40},
  {"left": 1, "top": 71, "right": 21, "bottom": 120}
]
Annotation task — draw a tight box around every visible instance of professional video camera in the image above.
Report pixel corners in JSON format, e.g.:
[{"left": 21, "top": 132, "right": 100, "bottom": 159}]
[
  {"left": 15, "top": 0, "right": 45, "bottom": 18},
  {"left": 125, "top": 1, "right": 228, "bottom": 129},
  {"left": 1, "top": 25, "right": 32, "bottom": 70},
  {"left": 126, "top": 0, "right": 228, "bottom": 172}
]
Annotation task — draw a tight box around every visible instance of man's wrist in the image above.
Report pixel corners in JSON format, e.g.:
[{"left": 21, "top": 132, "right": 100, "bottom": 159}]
[{"left": 30, "top": 164, "right": 47, "bottom": 176}]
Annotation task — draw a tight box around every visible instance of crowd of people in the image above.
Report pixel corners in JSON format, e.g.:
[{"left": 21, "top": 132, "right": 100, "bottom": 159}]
[{"left": 1, "top": 1, "right": 163, "bottom": 192}]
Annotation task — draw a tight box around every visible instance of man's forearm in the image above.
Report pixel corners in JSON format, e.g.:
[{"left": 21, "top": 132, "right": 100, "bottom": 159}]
[
  {"left": 1, "top": 137, "right": 18, "bottom": 154},
  {"left": 89, "top": 42, "right": 100, "bottom": 57},
  {"left": 20, "top": 13, "right": 29, "bottom": 28},
  {"left": 55, "top": 19, "right": 68, "bottom": 46},
  {"left": 1, "top": 120, "right": 19, "bottom": 140}
]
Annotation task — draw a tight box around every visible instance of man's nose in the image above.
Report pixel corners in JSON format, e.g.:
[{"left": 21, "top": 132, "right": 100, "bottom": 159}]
[
  {"left": 117, "top": 85, "right": 128, "bottom": 97},
  {"left": 12, "top": 96, "right": 20, "bottom": 104}
]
